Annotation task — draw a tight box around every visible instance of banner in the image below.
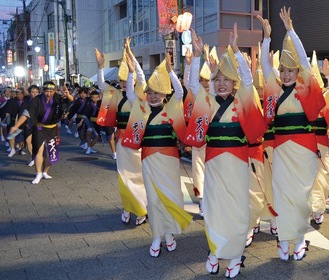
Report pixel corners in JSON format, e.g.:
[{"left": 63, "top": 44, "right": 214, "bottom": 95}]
[
  {"left": 6, "top": 50, "right": 12, "bottom": 65},
  {"left": 48, "top": 32, "right": 55, "bottom": 55},
  {"left": 157, "top": 0, "right": 178, "bottom": 37}
]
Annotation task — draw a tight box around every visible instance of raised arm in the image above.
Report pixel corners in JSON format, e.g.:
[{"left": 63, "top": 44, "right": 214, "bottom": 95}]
[
  {"left": 279, "top": 6, "right": 310, "bottom": 69},
  {"left": 95, "top": 48, "right": 107, "bottom": 91},
  {"left": 230, "top": 23, "right": 252, "bottom": 88},
  {"left": 257, "top": 15, "right": 273, "bottom": 80},
  {"left": 166, "top": 53, "right": 183, "bottom": 100},
  {"left": 189, "top": 29, "right": 203, "bottom": 97},
  {"left": 125, "top": 52, "right": 136, "bottom": 105},
  {"left": 183, "top": 47, "right": 193, "bottom": 91}
]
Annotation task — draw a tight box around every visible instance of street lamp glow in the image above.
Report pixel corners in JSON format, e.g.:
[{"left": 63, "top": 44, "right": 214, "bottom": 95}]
[
  {"left": 15, "top": 66, "right": 25, "bottom": 77},
  {"left": 35, "top": 46, "right": 41, "bottom": 53},
  {"left": 27, "top": 39, "right": 33, "bottom": 46}
]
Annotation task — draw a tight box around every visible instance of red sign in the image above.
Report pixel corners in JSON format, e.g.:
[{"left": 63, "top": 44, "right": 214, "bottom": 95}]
[{"left": 157, "top": 0, "right": 178, "bottom": 37}]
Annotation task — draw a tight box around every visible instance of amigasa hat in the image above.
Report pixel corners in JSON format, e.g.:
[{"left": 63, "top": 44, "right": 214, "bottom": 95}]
[
  {"left": 311, "top": 50, "right": 324, "bottom": 89},
  {"left": 280, "top": 34, "right": 299, "bottom": 69},
  {"left": 214, "top": 45, "right": 240, "bottom": 88},
  {"left": 147, "top": 59, "right": 172, "bottom": 94},
  {"left": 200, "top": 46, "right": 219, "bottom": 80}
]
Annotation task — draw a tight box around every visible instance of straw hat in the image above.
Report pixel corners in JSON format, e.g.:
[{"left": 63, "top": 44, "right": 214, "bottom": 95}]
[
  {"left": 200, "top": 46, "right": 219, "bottom": 80},
  {"left": 147, "top": 59, "right": 172, "bottom": 94},
  {"left": 280, "top": 34, "right": 299, "bottom": 69}
]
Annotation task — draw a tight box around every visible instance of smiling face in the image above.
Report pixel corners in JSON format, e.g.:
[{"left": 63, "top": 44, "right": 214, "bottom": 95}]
[
  {"left": 279, "top": 65, "right": 298, "bottom": 86},
  {"left": 200, "top": 77, "right": 210, "bottom": 92},
  {"left": 213, "top": 70, "right": 235, "bottom": 98},
  {"left": 119, "top": 80, "right": 127, "bottom": 91},
  {"left": 146, "top": 89, "right": 165, "bottom": 107}
]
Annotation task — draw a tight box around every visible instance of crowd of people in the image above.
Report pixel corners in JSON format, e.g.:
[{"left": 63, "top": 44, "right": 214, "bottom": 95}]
[{"left": 1, "top": 6, "right": 329, "bottom": 279}]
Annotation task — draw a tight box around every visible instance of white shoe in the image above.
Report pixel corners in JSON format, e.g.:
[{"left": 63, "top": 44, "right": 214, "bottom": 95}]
[
  {"left": 136, "top": 215, "right": 146, "bottom": 226},
  {"left": 112, "top": 152, "right": 117, "bottom": 160},
  {"left": 6, "top": 147, "right": 11, "bottom": 152},
  {"left": 225, "top": 256, "right": 246, "bottom": 278},
  {"left": 80, "top": 143, "right": 87, "bottom": 149},
  {"left": 313, "top": 212, "right": 324, "bottom": 224},
  {"left": 32, "top": 173, "right": 42, "bottom": 184},
  {"left": 19, "top": 149, "right": 26, "bottom": 155},
  {"left": 206, "top": 252, "right": 219, "bottom": 274},
  {"left": 8, "top": 149, "right": 16, "bottom": 157},
  {"left": 277, "top": 240, "right": 290, "bottom": 261},
  {"left": 66, "top": 128, "right": 72, "bottom": 134},
  {"left": 86, "top": 147, "right": 91, "bottom": 154},
  {"left": 28, "top": 160, "right": 35, "bottom": 167},
  {"left": 42, "top": 172, "right": 52, "bottom": 179},
  {"left": 74, "top": 132, "right": 79, "bottom": 138},
  {"left": 245, "top": 228, "right": 254, "bottom": 247},
  {"left": 0, "top": 135, "right": 5, "bottom": 141},
  {"left": 121, "top": 210, "right": 130, "bottom": 223},
  {"left": 165, "top": 234, "right": 176, "bottom": 252},
  {"left": 293, "top": 239, "right": 309, "bottom": 261},
  {"left": 90, "top": 148, "right": 97, "bottom": 153},
  {"left": 149, "top": 238, "right": 161, "bottom": 257},
  {"left": 5, "top": 142, "right": 9, "bottom": 147}
]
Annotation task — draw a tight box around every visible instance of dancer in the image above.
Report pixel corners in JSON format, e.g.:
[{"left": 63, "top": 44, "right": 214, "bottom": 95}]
[
  {"left": 258, "top": 7, "right": 325, "bottom": 261},
  {"left": 122, "top": 52, "right": 193, "bottom": 258},
  {"left": 186, "top": 24, "right": 266, "bottom": 278}
]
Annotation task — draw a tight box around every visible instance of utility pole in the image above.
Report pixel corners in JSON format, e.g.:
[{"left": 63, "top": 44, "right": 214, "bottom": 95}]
[{"left": 58, "top": 0, "right": 70, "bottom": 84}]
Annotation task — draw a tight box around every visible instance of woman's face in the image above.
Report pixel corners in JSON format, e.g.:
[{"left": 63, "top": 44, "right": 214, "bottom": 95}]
[
  {"left": 200, "top": 77, "right": 210, "bottom": 92},
  {"left": 119, "top": 80, "right": 127, "bottom": 91},
  {"left": 279, "top": 65, "right": 298, "bottom": 86},
  {"left": 213, "top": 71, "right": 235, "bottom": 98},
  {"left": 146, "top": 90, "right": 165, "bottom": 107}
]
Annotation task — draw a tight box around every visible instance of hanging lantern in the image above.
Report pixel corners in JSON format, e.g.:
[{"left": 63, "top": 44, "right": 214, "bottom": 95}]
[{"left": 176, "top": 12, "right": 193, "bottom": 33}]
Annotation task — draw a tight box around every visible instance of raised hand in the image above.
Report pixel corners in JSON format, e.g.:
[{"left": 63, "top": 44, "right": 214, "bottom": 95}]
[
  {"left": 190, "top": 28, "right": 203, "bottom": 57},
  {"left": 229, "top": 23, "right": 239, "bottom": 53},
  {"left": 95, "top": 48, "right": 105, "bottom": 68},
  {"left": 125, "top": 53, "right": 135, "bottom": 73},
  {"left": 185, "top": 47, "right": 193, "bottom": 65},
  {"left": 279, "top": 6, "right": 293, "bottom": 31},
  {"left": 125, "top": 37, "right": 132, "bottom": 54},
  {"left": 257, "top": 15, "right": 271, "bottom": 39},
  {"left": 203, "top": 44, "right": 209, "bottom": 62},
  {"left": 321, "top": 58, "right": 329, "bottom": 77},
  {"left": 209, "top": 54, "right": 218, "bottom": 73}
]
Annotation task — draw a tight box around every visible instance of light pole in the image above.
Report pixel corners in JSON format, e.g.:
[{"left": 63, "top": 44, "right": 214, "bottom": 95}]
[{"left": 27, "top": 34, "right": 47, "bottom": 84}]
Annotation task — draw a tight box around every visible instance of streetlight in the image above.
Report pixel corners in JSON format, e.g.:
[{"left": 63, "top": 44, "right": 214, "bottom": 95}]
[{"left": 27, "top": 34, "right": 47, "bottom": 84}]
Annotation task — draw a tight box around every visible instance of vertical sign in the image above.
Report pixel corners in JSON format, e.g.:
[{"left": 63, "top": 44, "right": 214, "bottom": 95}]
[
  {"left": 7, "top": 50, "right": 12, "bottom": 65},
  {"left": 165, "top": 40, "right": 177, "bottom": 72},
  {"left": 48, "top": 32, "right": 55, "bottom": 55}
]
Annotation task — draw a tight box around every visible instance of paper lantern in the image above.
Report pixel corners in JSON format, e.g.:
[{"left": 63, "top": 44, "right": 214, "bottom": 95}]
[{"left": 176, "top": 12, "right": 193, "bottom": 33}]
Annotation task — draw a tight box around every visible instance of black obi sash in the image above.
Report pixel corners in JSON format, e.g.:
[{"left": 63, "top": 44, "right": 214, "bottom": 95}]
[
  {"left": 274, "top": 113, "right": 313, "bottom": 135},
  {"left": 116, "top": 112, "right": 130, "bottom": 129},
  {"left": 263, "top": 122, "right": 275, "bottom": 141},
  {"left": 141, "top": 124, "right": 177, "bottom": 147},
  {"left": 312, "top": 117, "right": 327, "bottom": 136},
  {"left": 206, "top": 122, "right": 247, "bottom": 147}
]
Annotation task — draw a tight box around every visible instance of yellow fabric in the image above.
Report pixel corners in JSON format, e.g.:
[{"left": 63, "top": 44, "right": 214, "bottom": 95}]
[
  {"left": 153, "top": 181, "right": 193, "bottom": 230},
  {"left": 200, "top": 46, "right": 218, "bottom": 80},
  {"left": 273, "top": 50, "right": 280, "bottom": 70},
  {"left": 217, "top": 45, "right": 239, "bottom": 82},
  {"left": 118, "top": 173, "right": 147, "bottom": 216},
  {"left": 116, "top": 138, "right": 147, "bottom": 216},
  {"left": 253, "top": 60, "right": 264, "bottom": 89},
  {"left": 118, "top": 48, "right": 129, "bottom": 81},
  {"left": 147, "top": 59, "right": 171, "bottom": 94},
  {"left": 36, "top": 123, "right": 57, "bottom": 128},
  {"left": 280, "top": 34, "right": 299, "bottom": 69},
  {"left": 311, "top": 50, "right": 324, "bottom": 89}
]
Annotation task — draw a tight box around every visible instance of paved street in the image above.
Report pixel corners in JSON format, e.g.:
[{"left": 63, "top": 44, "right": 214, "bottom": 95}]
[{"left": 0, "top": 126, "right": 329, "bottom": 280}]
